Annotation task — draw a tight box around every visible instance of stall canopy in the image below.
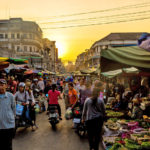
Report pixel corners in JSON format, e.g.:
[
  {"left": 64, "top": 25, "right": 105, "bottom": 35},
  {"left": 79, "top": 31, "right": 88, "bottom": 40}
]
[
  {"left": 101, "top": 69, "right": 122, "bottom": 78},
  {"left": 101, "top": 46, "right": 150, "bottom": 72},
  {"left": 80, "top": 68, "right": 97, "bottom": 74},
  {"left": 101, "top": 67, "right": 139, "bottom": 78},
  {"left": 0, "top": 57, "right": 9, "bottom": 62},
  {"left": 8, "top": 58, "right": 28, "bottom": 64}
]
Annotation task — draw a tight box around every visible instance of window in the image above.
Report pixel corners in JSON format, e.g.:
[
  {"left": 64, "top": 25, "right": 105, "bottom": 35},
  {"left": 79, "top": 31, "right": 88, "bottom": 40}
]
[
  {"left": 5, "top": 34, "right": 8, "bottom": 39},
  {"left": 11, "top": 34, "right": 15, "bottom": 39},
  {"left": 17, "top": 33, "right": 20, "bottom": 39},
  {"left": 30, "top": 47, "right": 32, "bottom": 52},
  {"left": 23, "top": 34, "right": 27, "bottom": 39},
  {"left": 0, "top": 34, "right": 4, "bottom": 39},
  {"left": 17, "top": 46, "right": 20, "bottom": 52},
  {"left": 24, "top": 46, "right": 27, "bottom": 52}
]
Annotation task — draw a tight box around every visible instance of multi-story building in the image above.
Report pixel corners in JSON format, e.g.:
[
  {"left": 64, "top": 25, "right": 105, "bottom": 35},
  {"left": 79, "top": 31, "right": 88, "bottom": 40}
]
[
  {"left": 76, "top": 32, "right": 146, "bottom": 71},
  {"left": 0, "top": 18, "right": 43, "bottom": 68},
  {"left": 75, "top": 52, "right": 86, "bottom": 71},
  {"left": 42, "top": 38, "right": 59, "bottom": 72},
  {"left": 49, "top": 41, "right": 58, "bottom": 72}
]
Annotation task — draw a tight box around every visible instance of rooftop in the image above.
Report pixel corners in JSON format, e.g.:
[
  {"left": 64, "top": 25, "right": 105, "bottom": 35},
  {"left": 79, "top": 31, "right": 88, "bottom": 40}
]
[{"left": 91, "top": 32, "right": 148, "bottom": 48}]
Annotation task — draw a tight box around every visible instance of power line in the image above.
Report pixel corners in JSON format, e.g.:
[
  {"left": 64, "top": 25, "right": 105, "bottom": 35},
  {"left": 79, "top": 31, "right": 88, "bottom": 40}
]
[
  {"left": 39, "top": 9, "right": 150, "bottom": 25},
  {"left": 28, "top": 1, "right": 150, "bottom": 21},
  {"left": 42, "top": 15, "right": 150, "bottom": 29}
]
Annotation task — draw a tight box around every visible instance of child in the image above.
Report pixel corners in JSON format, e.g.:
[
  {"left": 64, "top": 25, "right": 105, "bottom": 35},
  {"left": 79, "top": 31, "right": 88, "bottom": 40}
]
[{"left": 38, "top": 90, "right": 46, "bottom": 113}]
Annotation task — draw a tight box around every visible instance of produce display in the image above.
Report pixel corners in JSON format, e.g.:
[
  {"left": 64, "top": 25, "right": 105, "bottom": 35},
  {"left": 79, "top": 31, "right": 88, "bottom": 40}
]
[
  {"left": 105, "top": 120, "right": 120, "bottom": 130},
  {"left": 104, "top": 95, "right": 150, "bottom": 150},
  {"left": 106, "top": 105, "right": 112, "bottom": 109},
  {"left": 109, "top": 143, "right": 127, "bottom": 150},
  {"left": 141, "top": 141, "right": 150, "bottom": 149},
  {"left": 106, "top": 110, "right": 124, "bottom": 117},
  {"left": 124, "top": 139, "right": 141, "bottom": 150}
]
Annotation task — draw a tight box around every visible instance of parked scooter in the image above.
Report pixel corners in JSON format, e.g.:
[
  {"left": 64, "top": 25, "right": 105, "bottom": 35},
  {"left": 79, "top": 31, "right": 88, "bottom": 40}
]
[
  {"left": 48, "top": 105, "right": 59, "bottom": 130},
  {"left": 73, "top": 106, "right": 87, "bottom": 137}
]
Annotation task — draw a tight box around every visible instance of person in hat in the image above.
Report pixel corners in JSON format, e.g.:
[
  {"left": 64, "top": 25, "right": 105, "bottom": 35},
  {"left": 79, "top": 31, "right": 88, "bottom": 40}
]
[{"left": 0, "top": 79, "right": 16, "bottom": 150}]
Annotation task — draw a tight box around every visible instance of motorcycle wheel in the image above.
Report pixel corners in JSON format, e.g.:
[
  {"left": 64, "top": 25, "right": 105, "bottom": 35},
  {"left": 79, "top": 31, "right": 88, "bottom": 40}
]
[
  {"left": 76, "top": 125, "right": 86, "bottom": 138},
  {"left": 51, "top": 123, "right": 56, "bottom": 130}
]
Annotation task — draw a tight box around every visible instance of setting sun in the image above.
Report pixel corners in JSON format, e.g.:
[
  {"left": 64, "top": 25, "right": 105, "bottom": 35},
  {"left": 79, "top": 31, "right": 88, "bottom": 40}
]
[{"left": 56, "top": 42, "right": 66, "bottom": 58}]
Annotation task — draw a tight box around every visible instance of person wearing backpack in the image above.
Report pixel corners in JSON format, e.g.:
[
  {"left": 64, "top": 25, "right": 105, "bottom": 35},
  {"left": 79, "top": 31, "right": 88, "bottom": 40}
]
[
  {"left": 0, "top": 79, "right": 15, "bottom": 150},
  {"left": 82, "top": 86, "right": 105, "bottom": 150}
]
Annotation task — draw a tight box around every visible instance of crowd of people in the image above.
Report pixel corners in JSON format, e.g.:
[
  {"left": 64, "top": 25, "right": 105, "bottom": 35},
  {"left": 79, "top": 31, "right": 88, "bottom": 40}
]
[
  {"left": 0, "top": 74, "right": 109, "bottom": 150},
  {"left": 106, "top": 78, "right": 150, "bottom": 119}
]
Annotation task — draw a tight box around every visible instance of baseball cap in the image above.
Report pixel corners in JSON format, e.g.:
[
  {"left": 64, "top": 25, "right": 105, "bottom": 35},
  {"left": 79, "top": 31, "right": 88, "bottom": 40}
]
[{"left": 0, "top": 79, "right": 7, "bottom": 84}]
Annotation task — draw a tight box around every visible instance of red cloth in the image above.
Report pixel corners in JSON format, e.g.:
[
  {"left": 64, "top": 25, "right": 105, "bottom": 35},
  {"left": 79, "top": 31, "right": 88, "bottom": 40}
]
[{"left": 48, "top": 90, "right": 60, "bottom": 104}]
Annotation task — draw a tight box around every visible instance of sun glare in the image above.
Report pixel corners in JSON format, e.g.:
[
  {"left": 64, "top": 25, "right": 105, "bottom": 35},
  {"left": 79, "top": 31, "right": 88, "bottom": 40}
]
[{"left": 56, "top": 42, "right": 66, "bottom": 58}]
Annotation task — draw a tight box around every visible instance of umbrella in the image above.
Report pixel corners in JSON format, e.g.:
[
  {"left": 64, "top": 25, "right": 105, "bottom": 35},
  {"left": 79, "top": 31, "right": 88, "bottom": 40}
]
[
  {"left": 0, "top": 62, "right": 9, "bottom": 70},
  {"left": 24, "top": 70, "right": 33, "bottom": 75},
  {"left": 0, "top": 57, "right": 9, "bottom": 62}
]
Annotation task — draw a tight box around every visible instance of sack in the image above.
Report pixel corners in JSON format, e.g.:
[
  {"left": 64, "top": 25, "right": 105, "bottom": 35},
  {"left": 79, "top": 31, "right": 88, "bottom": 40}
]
[
  {"left": 65, "top": 107, "right": 73, "bottom": 120},
  {"left": 16, "top": 104, "right": 24, "bottom": 116}
]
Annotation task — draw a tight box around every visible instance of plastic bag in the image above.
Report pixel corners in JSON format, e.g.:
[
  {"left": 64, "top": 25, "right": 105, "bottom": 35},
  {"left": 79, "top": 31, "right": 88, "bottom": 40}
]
[
  {"left": 65, "top": 107, "right": 73, "bottom": 120},
  {"left": 35, "top": 104, "right": 40, "bottom": 113},
  {"left": 16, "top": 104, "right": 24, "bottom": 116}
]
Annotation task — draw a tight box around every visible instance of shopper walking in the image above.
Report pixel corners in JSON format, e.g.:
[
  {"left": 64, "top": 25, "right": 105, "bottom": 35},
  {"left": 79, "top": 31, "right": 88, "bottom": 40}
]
[{"left": 82, "top": 87, "right": 105, "bottom": 150}]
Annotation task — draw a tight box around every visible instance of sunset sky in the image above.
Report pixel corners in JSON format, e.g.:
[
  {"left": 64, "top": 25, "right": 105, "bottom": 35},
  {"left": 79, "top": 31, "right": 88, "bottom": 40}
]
[{"left": 1, "top": 0, "right": 150, "bottom": 63}]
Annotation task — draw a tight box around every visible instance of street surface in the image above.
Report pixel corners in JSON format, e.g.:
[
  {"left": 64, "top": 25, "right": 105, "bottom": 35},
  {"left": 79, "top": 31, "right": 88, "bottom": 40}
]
[{"left": 13, "top": 100, "right": 104, "bottom": 150}]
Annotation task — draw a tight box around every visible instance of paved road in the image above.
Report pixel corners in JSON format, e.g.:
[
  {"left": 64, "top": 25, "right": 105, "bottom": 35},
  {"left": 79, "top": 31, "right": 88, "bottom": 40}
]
[{"left": 13, "top": 100, "right": 104, "bottom": 150}]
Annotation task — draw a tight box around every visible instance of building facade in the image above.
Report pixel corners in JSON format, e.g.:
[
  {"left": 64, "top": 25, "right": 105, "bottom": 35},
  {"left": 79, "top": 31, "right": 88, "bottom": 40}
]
[
  {"left": 0, "top": 18, "right": 43, "bottom": 68},
  {"left": 75, "top": 32, "right": 146, "bottom": 71},
  {"left": 0, "top": 18, "right": 60, "bottom": 72},
  {"left": 42, "top": 38, "right": 59, "bottom": 72}
]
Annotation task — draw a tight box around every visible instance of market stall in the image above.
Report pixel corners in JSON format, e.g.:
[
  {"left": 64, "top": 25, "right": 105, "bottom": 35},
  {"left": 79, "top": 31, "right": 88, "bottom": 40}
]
[
  {"left": 101, "top": 46, "right": 150, "bottom": 72},
  {"left": 100, "top": 47, "right": 150, "bottom": 149}
]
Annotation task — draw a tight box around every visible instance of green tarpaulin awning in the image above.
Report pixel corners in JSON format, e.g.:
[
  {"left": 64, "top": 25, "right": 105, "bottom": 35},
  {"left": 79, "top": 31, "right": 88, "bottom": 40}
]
[
  {"left": 122, "top": 67, "right": 139, "bottom": 73},
  {"left": 101, "top": 67, "right": 139, "bottom": 78},
  {"left": 101, "top": 69, "right": 122, "bottom": 78},
  {"left": 101, "top": 46, "right": 150, "bottom": 72}
]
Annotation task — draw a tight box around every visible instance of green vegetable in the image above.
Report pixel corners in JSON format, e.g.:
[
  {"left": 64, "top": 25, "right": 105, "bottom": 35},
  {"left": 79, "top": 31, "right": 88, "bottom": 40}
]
[
  {"left": 110, "top": 143, "right": 123, "bottom": 150},
  {"left": 141, "top": 142, "right": 150, "bottom": 149},
  {"left": 106, "top": 111, "right": 124, "bottom": 117},
  {"left": 115, "top": 138, "right": 122, "bottom": 142},
  {"left": 109, "top": 118, "right": 118, "bottom": 122},
  {"left": 124, "top": 139, "right": 141, "bottom": 150}
]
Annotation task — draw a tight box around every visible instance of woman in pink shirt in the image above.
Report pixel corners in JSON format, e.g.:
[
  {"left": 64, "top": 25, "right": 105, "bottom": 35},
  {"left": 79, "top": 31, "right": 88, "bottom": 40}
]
[{"left": 48, "top": 84, "right": 62, "bottom": 120}]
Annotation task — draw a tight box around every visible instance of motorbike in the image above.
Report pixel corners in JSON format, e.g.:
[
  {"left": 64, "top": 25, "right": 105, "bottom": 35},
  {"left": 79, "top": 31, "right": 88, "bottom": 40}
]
[
  {"left": 15, "top": 102, "right": 32, "bottom": 134},
  {"left": 48, "top": 105, "right": 59, "bottom": 130},
  {"left": 72, "top": 106, "right": 87, "bottom": 137}
]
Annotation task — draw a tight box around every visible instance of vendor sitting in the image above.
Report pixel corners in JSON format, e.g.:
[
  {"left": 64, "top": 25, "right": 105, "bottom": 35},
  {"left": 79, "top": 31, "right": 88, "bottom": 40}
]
[
  {"left": 134, "top": 86, "right": 148, "bottom": 99},
  {"left": 112, "top": 93, "right": 121, "bottom": 110},
  {"left": 128, "top": 99, "right": 143, "bottom": 119}
]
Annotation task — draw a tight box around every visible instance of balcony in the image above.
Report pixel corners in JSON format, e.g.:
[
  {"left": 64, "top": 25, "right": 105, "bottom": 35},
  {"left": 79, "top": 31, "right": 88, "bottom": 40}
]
[{"left": 16, "top": 51, "right": 42, "bottom": 57}]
